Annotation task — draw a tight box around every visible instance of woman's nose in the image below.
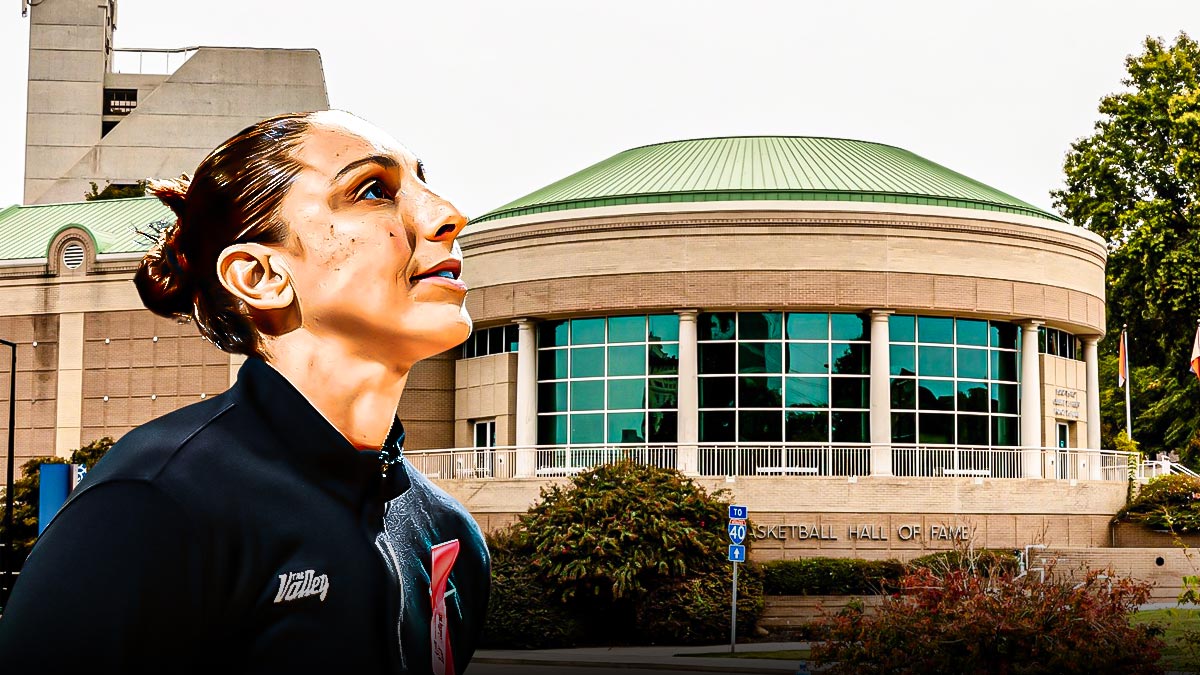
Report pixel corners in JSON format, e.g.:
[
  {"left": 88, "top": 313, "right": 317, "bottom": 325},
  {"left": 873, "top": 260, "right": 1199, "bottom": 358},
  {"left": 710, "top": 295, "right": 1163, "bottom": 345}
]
[{"left": 418, "top": 190, "right": 468, "bottom": 242}]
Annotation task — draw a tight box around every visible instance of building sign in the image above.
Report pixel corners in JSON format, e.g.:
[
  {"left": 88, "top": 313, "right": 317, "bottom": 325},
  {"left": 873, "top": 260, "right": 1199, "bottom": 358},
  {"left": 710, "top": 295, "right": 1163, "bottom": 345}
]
[
  {"left": 1052, "top": 387, "right": 1082, "bottom": 420},
  {"left": 752, "top": 522, "right": 973, "bottom": 543}
]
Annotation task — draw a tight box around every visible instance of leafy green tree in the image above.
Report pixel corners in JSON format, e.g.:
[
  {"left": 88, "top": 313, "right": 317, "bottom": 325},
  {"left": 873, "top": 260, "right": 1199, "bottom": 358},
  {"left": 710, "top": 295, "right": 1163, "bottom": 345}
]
[
  {"left": 84, "top": 180, "right": 147, "bottom": 201},
  {"left": 1053, "top": 33, "right": 1200, "bottom": 464},
  {"left": 1, "top": 437, "right": 114, "bottom": 568}
]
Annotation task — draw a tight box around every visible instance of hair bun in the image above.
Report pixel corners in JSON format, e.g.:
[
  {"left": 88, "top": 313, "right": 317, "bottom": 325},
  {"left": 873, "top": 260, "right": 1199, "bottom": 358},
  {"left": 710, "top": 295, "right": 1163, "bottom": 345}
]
[{"left": 135, "top": 177, "right": 196, "bottom": 319}]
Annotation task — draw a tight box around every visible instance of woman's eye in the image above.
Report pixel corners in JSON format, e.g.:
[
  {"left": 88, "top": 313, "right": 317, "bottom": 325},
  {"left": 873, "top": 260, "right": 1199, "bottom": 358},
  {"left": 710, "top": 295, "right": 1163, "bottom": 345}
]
[{"left": 356, "top": 179, "right": 390, "bottom": 201}]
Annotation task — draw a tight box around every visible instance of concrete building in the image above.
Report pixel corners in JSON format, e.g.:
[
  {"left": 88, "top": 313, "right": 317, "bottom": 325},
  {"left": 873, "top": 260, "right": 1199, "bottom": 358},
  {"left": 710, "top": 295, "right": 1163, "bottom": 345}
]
[{"left": 23, "top": 0, "right": 328, "bottom": 205}]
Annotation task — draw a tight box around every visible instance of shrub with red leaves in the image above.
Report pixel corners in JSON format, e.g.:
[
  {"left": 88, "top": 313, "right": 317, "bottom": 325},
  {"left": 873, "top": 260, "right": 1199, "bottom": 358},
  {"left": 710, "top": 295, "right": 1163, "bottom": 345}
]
[{"left": 809, "top": 565, "right": 1164, "bottom": 674}]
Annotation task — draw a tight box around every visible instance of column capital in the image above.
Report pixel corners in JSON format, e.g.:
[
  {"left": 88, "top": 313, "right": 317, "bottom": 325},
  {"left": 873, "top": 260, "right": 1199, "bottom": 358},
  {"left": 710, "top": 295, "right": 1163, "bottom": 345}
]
[
  {"left": 514, "top": 317, "right": 538, "bottom": 327},
  {"left": 1019, "top": 319, "right": 1045, "bottom": 330},
  {"left": 1080, "top": 334, "right": 1102, "bottom": 346},
  {"left": 674, "top": 309, "right": 700, "bottom": 319},
  {"left": 868, "top": 309, "right": 895, "bottom": 321}
]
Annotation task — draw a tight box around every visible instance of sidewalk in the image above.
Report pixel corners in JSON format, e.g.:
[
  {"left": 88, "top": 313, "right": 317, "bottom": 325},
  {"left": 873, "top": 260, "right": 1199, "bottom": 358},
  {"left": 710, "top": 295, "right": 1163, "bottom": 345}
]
[{"left": 474, "top": 641, "right": 813, "bottom": 673}]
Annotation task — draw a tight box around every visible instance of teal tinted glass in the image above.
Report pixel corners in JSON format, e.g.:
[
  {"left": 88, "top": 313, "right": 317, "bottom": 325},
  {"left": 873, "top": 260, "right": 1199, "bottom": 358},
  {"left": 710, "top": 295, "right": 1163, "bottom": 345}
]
[
  {"left": 956, "top": 348, "right": 988, "bottom": 380},
  {"left": 649, "top": 343, "right": 680, "bottom": 375},
  {"left": 889, "top": 315, "right": 916, "bottom": 342},
  {"left": 991, "top": 383, "right": 1017, "bottom": 414},
  {"left": 787, "top": 313, "right": 828, "bottom": 340},
  {"left": 831, "top": 411, "right": 869, "bottom": 443},
  {"left": 570, "top": 380, "right": 605, "bottom": 411},
  {"left": 956, "top": 319, "right": 988, "bottom": 346},
  {"left": 699, "top": 343, "right": 735, "bottom": 374},
  {"left": 740, "top": 312, "right": 783, "bottom": 340},
  {"left": 957, "top": 415, "right": 989, "bottom": 445},
  {"left": 608, "top": 345, "right": 646, "bottom": 376},
  {"left": 831, "top": 343, "right": 869, "bottom": 374},
  {"left": 699, "top": 313, "right": 735, "bottom": 340},
  {"left": 648, "top": 314, "right": 679, "bottom": 342},
  {"left": 539, "top": 320, "right": 569, "bottom": 347},
  {"left": 699, "top": 377, "right": 736, "bottom": 408},
  {"left": 648, "top": 378, "right": 678, "bottom": 409},
  {"left": 608, "top": 412, "right": 646, "bottom": 443},
  {"left": 918, "top": 413, "right": 954, "bottom": 444},
  {"left": 571, "top": 318, "right": 605, "bottom": 345},
  {"left": 918, "top": 346, "right": 954, "bottom": 377},
  {"left": 739, "top": 410, "right": 782, "bottom": 442},
  {"left": 648, "top": 411, "right": 677, "bottom": 442},
  {"left": 607, "top": 316, "right": 645, "bottom": 343},
  {"left": 699, "top": 411, "right": 735, "bottom": 442},
  {"left": 991, "top": 350, "right": 1017, "bottom": 381},
  {"left": 570, "top": 414, "right": 604, "bottom": 443},
  {"left": 739, "top": 377, "right": 783, "bottom": 408},
  {"left": 785, "top": 410, "right": 828, "bottom": 442},
  {"left": 537, "top": 415, "right": 567, "bottom": 445},
  {"left": 505, "top": 324, "right": 518, "bottom": 351},
  {"left": 891, "top": 378, "right": 916, "bottom": 409},
  {"left": 570, "top": 347, "right": 605, "bottom": 378},
  {"left": 538, "top": 382, "right": 568, "bottom": 413},
  {"left": 990, "top": 321, "right": 1018, "bottom": 349},
  {"left": 918, "top": 379, "right": 955, "bottom": 411},
  {"left": 538, "top": 349, "right": 568, "bottom": 380},
  {"left": 832, "top": 377, "right": 869, "bottom": 409},
  {"left": 890, "top": 345, "right": 916, "bottom": 376},
  {"left": 786, "top": 343, "right": 828, "bottom": 374},
  {"left": 992, "top": 416, "right": 1019, "bottom": 446},
  {"left": 607, "top": 379, "right": 646, "bottom": 410},
  {"left": 739, "top": 342, "right": 783, "bottom": 374},
  {"left": 831, "top": 314, "right": 869, "bottom": 341},
  {"left": 956, "top": 381, "right": 989, "bottom": 413},
  {"left": 918, "top": 316, "right": 954, "bottom": 344},
  {"left": 891, "top": 412, "right": 916, "bottom": 443},
  {"left": 785, "top": 377, "right": 828, "bottom": 408}
]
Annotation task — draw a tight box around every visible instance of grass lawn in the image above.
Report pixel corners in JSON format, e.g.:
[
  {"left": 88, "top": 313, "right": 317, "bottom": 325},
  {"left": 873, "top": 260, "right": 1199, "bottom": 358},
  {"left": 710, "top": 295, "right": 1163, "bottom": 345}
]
[{"left": 691, "top": 609, "right": 1199, "bottom": 670}]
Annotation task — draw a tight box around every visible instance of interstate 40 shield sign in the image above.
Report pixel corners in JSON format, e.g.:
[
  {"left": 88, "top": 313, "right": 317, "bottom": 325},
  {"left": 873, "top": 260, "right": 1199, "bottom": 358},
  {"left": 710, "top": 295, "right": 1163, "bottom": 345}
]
[{"left": 728, "top": 505, "right": 747, "bottom": 562}]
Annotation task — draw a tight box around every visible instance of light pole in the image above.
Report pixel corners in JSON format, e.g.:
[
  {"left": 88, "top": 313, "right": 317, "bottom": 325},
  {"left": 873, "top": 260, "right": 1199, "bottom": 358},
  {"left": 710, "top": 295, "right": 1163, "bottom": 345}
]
[{"left": 1, "top": 339, "right": 16, "bottom": 608}]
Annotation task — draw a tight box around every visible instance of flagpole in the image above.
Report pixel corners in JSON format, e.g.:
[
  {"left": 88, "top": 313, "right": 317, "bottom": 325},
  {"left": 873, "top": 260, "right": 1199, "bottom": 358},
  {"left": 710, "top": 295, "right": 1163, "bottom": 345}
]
[{"left": 1123, "top": 325, "right": 1132, "bottom": 439}]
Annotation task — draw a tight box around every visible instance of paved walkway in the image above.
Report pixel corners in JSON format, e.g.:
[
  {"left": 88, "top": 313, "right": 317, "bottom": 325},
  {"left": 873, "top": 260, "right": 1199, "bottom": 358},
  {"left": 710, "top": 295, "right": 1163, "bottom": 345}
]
[{"left": 474, "top": 641, "right": 814, "bottom": 673}]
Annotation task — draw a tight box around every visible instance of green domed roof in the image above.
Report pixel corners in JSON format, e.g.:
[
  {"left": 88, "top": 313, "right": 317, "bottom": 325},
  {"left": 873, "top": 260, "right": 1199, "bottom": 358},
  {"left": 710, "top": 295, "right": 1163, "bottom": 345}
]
[{"left": 475, "top": 136, "right": 1063, "bottom": 224}]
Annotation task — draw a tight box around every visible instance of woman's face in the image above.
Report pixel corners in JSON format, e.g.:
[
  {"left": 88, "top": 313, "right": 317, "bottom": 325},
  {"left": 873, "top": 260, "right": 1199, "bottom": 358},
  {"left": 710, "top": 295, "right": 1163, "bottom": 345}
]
[{"left": 271, "top": 110, "right": 470, "bottom": 368}]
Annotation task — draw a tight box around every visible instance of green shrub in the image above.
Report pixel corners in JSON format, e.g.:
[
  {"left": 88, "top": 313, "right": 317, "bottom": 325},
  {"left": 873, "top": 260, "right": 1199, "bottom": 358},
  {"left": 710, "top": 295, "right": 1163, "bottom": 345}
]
[
  {"left": 761, "top": 557, "right": 905, "bottom": 595},
  {"left": 1118, "top": 474, "right": 1200, "bottom": 532},
  {"left": 479, "top": 529, "right": 582, "bottom": 649},
  {"left": 636, "top": 563, "right": 764, "bottom": 644},
  {"left": 907, "top": 549, "right": 1019, "bottom": 577}
]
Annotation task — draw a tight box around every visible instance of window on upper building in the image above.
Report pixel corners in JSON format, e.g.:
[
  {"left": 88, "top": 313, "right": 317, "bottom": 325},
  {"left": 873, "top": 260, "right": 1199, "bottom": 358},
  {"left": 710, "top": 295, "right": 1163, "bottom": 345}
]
[
  {"left": 461, "top": 324, "right": 518, "bottom": 359},
  {"left": 104, "top": 88, "right": 137, "bottom": 115}
]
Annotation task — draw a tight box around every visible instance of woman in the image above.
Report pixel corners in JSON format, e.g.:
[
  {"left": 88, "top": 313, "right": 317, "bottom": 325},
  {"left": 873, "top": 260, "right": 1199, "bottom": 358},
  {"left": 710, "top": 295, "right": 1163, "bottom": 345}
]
[{"left": 0, "top": 110, "right": 489, "bottom": 674}]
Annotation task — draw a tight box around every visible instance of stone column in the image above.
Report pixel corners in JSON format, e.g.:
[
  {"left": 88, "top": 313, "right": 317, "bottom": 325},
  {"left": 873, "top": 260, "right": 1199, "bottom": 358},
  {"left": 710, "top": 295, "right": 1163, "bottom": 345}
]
[
  {"left": 675, "top": 310, "right": 699, "bottom": 475},
  {"left": 1020, "top": 321, "right": 1044, "bottom": 479},
  {"left": 54, "top": 312, "right": 84, "bottom": 458},
  {"left": 1082, "top": 335, "right": 1103, "bottom": 480},
  {"left": 514, "top": 319, "right": 538, "bottom": 477},
  {"left": 869, "top": 310, "right": 893, "bottom": 476}
]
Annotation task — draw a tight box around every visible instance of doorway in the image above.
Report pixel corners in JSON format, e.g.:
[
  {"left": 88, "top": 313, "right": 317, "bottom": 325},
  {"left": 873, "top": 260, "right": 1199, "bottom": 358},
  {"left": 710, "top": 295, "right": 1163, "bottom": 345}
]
[
  {"left": 473, "top": 420, "right": 496, "bottom": 477},
  {"left": 1056, "top": 422, "right": 1070, "bottom": 479}
]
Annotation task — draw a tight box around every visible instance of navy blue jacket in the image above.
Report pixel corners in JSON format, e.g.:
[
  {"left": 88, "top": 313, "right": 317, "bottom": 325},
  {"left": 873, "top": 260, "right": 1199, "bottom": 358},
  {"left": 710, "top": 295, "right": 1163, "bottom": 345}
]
[{"left": 0, "top": 358, "right": 489, "bottom": 674}]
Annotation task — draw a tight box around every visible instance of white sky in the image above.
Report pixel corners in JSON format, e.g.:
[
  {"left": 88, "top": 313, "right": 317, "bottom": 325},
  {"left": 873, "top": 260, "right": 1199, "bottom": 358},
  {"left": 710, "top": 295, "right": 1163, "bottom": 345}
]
[{"left": 2, "top": 0, "right": 1198, "bottom": 218}]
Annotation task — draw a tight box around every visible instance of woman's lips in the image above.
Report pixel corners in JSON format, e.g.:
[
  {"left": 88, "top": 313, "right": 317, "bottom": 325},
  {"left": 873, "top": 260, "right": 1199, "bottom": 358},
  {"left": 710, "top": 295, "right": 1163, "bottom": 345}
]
[{"left": 414, "top": 274, "right": 468, "bottom": 292}]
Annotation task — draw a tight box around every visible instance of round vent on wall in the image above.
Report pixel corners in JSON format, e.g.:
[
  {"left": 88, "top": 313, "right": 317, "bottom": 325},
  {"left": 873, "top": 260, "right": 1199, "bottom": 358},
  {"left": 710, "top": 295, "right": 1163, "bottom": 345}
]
[{"left": 62, "top": 243, "right": 85, "bottom": 270}]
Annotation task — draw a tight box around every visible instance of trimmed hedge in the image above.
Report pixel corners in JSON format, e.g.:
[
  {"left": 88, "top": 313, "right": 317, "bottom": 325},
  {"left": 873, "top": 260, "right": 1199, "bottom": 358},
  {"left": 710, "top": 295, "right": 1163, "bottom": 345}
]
[{"left": 761, "top": 558, "right": 905, "bottom": 595}]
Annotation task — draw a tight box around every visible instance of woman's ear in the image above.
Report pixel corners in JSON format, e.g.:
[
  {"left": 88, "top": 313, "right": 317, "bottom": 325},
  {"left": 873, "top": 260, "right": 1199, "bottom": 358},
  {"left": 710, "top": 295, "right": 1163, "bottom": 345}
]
[{"left": 216, "top": 243, "right": 296, "bottom": 311}]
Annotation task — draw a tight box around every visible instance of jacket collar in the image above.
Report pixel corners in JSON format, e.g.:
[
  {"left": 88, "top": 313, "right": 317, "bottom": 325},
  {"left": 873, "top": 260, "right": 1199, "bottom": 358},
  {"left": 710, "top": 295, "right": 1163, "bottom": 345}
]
[{"left": 231, "top": 357, "right": 410, "bottom": 505}]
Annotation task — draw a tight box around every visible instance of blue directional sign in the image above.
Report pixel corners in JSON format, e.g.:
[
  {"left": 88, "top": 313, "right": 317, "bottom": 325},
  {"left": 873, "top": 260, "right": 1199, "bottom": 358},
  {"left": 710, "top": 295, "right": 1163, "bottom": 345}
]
[
  {"left": 728, "top": 523, "right": 746, "bottom": 545},
  {"left": 728, "top": 505, "right": 748, "bottom": 520},
  {"left": 728, "top": 545, "right": 746, "bottom": 562}
]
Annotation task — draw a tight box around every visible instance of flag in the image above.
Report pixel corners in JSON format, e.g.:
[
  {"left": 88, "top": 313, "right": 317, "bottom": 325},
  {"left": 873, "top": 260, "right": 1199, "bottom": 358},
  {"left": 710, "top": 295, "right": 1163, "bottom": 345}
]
[
  {"left": 1118, "top": 329, "right": 1128, "bottom": 388},
  {"left": 1191, "top": 323, "right": 1200, "bottom": 382}
]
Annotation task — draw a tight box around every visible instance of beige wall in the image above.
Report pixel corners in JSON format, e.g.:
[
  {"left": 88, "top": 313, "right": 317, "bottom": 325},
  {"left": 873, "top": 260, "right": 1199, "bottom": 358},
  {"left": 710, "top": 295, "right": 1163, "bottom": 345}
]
[
  {"left": 398, "top": 351, "right": 457, "bottom": 451},
  {"left": 0, "top": 316, "right": 59, "bottom": 487},
  {"left": 1041, "top": 354, "right": 1089, "bottom": 455},
  {"left": 454, "top": 352, "right": 517, "bottom": 449},
  {"left": 460, "top": 206, "right": 1106, "bottom": 335}
]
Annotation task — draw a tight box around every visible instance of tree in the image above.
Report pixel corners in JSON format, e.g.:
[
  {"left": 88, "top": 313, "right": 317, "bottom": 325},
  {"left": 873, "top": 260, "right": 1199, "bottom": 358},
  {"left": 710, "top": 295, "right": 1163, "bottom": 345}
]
[
  {"left": 1052, "top": 33, "right": 1200, "bottom": 464},
  {"left": 0, "top": 437, "right": 114, "bottom": 569},
  {"left": 84, "top": 180, "right": 147, "bottom": 201}
]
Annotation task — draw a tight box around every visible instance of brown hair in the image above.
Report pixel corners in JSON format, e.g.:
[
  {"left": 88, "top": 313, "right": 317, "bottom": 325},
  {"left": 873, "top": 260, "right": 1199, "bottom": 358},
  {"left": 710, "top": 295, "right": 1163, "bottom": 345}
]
[{"left": 135, "top": 112, "right": 316, "bottom": 357}]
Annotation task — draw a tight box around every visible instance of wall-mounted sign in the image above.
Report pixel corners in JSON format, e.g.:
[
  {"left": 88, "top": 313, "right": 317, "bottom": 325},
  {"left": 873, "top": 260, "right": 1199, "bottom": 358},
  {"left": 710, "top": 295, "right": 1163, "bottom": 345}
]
[
  {"left": 1052, "top": 387, "right": 1082, "bottom": 420},
  {"left": 752, "top": 522, "right": 973, "bottom": 543}
]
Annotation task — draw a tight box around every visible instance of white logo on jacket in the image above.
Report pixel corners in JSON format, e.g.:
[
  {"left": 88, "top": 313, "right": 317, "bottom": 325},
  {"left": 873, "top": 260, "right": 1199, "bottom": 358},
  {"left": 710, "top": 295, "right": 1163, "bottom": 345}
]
[{"left": 274, "top": 569, "right": 330, "bottom": 603}]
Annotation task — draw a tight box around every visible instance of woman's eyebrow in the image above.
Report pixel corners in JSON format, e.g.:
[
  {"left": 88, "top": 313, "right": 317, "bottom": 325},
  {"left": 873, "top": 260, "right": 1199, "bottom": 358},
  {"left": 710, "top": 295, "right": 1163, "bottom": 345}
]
[{"left": 331, "top": 154, "right": 400, "bottom": 183}]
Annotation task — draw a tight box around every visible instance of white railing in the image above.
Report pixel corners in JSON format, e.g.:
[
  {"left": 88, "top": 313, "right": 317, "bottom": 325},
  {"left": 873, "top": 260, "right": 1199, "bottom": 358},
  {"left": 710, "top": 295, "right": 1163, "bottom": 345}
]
[
  {"left": 401, "top": 443, "right": 1142, "bottom": 482},
  {"left": 1140, "top": 459, "right": 1200, "bottom": 480},
  {"left": 111, "top": 48, "right": 198, "bottom": 75}
]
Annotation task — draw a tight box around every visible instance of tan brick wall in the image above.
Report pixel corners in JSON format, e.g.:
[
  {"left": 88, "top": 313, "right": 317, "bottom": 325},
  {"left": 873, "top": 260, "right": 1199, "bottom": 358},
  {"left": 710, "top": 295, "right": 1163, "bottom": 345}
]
[
  {"left": 397, "top": 350, "right": 456, "bottom": 451},
  {"left": 433, "top": 475, "right": 1128, "bottom": 558},
  {"left": 454, "top": 352, "right": 517, "bottom": 448},
  {"left": 0, "top": 315, "right": 59, "bottom": 487}
]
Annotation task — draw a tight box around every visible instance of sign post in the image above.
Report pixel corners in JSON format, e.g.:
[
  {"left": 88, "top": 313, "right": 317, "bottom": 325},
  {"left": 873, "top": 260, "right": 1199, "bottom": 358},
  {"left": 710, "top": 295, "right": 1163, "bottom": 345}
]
[{"left": 727, "top": 504, "right": 748, "bottom": 653}]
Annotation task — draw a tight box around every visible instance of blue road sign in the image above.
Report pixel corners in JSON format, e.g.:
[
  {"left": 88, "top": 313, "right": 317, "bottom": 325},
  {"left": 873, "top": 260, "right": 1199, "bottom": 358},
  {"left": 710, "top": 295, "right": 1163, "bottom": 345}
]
[
  {"left": 728, "top": 523, "right": 746, "bottom": 545},
  {"left": 728, "top": 505, "right": 748, "bottom": 520},
  {"left": 728, "top": 545, "right": 746, "bottom": 563}
]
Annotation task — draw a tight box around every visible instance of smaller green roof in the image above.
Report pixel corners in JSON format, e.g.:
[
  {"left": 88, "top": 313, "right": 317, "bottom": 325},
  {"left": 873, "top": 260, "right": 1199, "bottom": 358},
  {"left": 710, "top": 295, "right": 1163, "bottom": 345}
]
[
  {"left": 0, "top": 197, "right": 171, "bottom": 260},
  {"left": 475, "top": 136, "right": 1065, "bottom": 224}
]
